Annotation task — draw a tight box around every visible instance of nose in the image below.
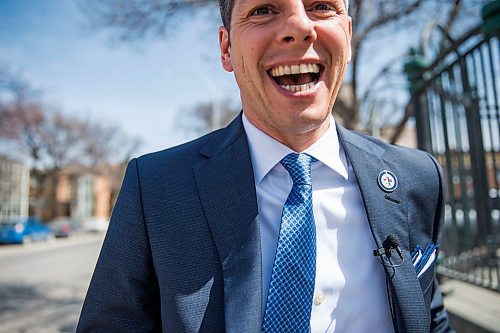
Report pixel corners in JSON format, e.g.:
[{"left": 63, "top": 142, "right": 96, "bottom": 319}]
[{"left": 277, "top": 4, "right": 317, "bottom": 45}]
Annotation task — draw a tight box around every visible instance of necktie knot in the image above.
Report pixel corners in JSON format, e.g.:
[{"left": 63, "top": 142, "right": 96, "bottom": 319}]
[{"left": 280, "top": 153, "right": 315, "bottom": 186}]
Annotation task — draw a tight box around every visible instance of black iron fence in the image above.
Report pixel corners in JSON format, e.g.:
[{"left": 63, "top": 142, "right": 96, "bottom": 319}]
[{"left": 408, "top": 23, "right": 499, "bottom": 291}]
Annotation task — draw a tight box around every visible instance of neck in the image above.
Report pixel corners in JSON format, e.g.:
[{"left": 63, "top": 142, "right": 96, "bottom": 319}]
[
  {"left": 245, "top": 115, "right": 331, "bottom": 152},
  {"left": 276, "top": 124, "right": 329, "bottom": 152}
]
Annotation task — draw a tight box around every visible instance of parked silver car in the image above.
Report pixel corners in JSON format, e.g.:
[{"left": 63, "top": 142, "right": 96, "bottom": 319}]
[{"left": 48, "top": 217, "right": 82, "bottom": 237}]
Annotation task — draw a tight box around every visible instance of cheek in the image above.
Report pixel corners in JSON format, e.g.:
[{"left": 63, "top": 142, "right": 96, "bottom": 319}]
[
  {"left": 233, "top": 50, "right": 266, "bottom": 88},
  {"left": 231, "top": 42, "right": 256, "bottom": 73},
  {"left": 317, "top": 22, "right": 351, "bottom": 55}
]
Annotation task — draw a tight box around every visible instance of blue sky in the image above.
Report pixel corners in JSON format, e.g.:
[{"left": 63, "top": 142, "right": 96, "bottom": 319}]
[{"left": 0, "top": 0, "right": 239, "bottom": 155}]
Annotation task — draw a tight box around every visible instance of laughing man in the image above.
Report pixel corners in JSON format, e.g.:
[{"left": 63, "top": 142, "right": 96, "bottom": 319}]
[{"left": 77, "top": 0, "right": 454, "bottom": 332}]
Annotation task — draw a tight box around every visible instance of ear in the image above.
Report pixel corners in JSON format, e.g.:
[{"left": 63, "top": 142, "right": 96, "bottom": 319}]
[
  {"left": 219, "top": 26, "right": 233, "bottom": 72},
  {"left": 346, "top": 16, "right": 352, "bottom": 63}
]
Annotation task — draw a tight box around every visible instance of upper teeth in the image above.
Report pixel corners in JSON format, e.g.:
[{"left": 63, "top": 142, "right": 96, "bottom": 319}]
[{"left": 270, "top": 63, "right": 320, "bottom": 77}]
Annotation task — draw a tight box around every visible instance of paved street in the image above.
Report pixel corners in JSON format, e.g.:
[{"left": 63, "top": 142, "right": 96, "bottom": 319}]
[
  {"left": 1, "top": 232, "right": 498, "bottom": 333},
  {"left": 0, "top": 234, "right": 104, "bottom": 333}
]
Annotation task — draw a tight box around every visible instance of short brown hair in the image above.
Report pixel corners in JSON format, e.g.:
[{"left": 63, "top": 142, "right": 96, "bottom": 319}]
[
  {"left": 219, "top": 0, "right": 234, "bottom": 29},
  {"left": 218, "top": 0, "right": 349, "bottom": 29}
]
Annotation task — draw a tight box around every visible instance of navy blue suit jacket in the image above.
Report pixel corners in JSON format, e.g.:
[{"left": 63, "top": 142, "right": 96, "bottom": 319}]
[{"left": 77, "top": 115, "right": 453, "bottom": 332}]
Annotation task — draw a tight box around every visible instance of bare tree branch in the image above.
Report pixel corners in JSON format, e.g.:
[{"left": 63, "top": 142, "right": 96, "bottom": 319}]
[
  {"left": 0, "top": 67, "right": 142, "bottom": 169},
  {"left": 1, "top": 67, "right": 144, "bottom": 220},
  {"left": 80, "top": 0, "right": 215, "bottom": 41},
  {"left": 353, "top": 0, "right": 424, "bottom": 47},
  {"left": 390, "top": 98, "right": 414, "bottom": 144},
  {"left": 177, "top": 98, "right": 240, "bottom": 136},
  {"left": 79, "top": 0, "right": 485, "bottom": 134},
  {"left": 443, "top": 0, "right": 462, "bottom": 37}
]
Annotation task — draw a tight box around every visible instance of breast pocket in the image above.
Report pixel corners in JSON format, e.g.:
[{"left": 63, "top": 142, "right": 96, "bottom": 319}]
[
  {"left": 411, "top": 242, "right": 438, "bottom": 306},
  {"left": 418, "top": 262, "right": 435, "bottom": 306}
]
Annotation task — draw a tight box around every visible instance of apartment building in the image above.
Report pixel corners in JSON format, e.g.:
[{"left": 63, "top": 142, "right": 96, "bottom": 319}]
[{"left": 0, "top": 156, "right": 29, "bottom": 221}]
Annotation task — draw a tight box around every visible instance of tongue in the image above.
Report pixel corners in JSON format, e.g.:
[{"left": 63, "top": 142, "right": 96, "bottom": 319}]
[{"left": 274, "top": 73, "right": 313, "bottom": 86}]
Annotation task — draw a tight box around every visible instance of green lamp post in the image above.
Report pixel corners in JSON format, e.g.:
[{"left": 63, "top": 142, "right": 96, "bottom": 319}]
[
  {"left": 403, "top": 47, "right": 432, "bottom": 152},
  {"left": 403, "top": 47, "right": 430, "bottom": 94}
]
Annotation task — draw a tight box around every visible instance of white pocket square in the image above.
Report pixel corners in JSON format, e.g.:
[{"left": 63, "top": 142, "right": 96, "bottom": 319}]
[{"left": 411, "top": 242, "right": 439, "bottom": 277}]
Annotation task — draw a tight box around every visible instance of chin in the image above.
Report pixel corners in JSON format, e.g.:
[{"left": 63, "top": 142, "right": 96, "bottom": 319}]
[
  {"left": 286, "top": 110, "right": 330, "bottom": 133},
  {"left": 297, "top": 103, "right": 331, "bottom": 121}
]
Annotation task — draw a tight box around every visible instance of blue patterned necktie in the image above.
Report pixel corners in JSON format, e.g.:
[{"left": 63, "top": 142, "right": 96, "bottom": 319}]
[{"left": 263, "top": 153, "right": 316, "bottom": 333}]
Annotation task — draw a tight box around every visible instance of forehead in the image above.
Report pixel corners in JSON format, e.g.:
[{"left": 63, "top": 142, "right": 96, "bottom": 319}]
[
  {"left": 230, "top": 0, "right": 348, "bottom": 16},
  {"left": 232, "top": 0, "right": 348, "bottom": 7}
]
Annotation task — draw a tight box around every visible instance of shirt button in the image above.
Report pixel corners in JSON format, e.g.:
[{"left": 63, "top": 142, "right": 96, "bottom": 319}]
[{"left": 314, "top": 293, "right": 325, "bottom": 306}]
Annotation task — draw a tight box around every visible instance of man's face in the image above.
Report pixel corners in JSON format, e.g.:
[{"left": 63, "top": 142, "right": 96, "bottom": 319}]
[{"left": 219, "top": 0, "right": 351, "bottom": 149}]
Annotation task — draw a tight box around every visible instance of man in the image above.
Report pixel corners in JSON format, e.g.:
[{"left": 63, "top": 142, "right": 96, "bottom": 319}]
[{"left": 77, "top": 0, "right": 453, "bottom": 332}]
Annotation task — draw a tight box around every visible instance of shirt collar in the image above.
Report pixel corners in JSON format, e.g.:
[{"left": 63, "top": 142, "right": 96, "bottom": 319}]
[
  {"left": 303, "top": 116, "right": 349, "bottom": 181},
  {"left": 242, "top": 114, "right": 292, "bottom": 185},
  {"left": 242, "top": 114, "right": 349, "bottom": 186}
]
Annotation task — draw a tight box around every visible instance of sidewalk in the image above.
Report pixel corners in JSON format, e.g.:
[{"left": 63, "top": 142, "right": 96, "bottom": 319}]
[
  {"left": 0, "top": 233, "right": 104, "bottom": 258},
  {"left": 442, "top": 279, "right": 500, "bottom": 333}
]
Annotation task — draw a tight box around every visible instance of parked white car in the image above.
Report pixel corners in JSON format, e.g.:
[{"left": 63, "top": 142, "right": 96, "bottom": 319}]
[{"left": 82, "top": 217, "right": 108, "bottom": 233}]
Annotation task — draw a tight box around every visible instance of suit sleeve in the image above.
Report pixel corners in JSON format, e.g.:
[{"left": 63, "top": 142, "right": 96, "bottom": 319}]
[
  {"left": 76, "top": 158, "right": 162, "bottom": 332},
  {"left": 428, "top": 154, "right": 455, "bottom": 333}
]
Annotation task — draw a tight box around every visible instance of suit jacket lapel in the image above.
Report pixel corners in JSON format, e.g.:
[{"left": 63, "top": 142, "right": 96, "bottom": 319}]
[
  {"left": 337, "top": 126, "right": 430, "bottom": 333},
  {"left": 193, "top": 115, "right": 262, "bottom": 332}
]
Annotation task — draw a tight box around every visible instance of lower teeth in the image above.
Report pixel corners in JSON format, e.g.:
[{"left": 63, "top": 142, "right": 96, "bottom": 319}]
[{"left": 281, "top": 82, "right": 315, "bottom": 92}]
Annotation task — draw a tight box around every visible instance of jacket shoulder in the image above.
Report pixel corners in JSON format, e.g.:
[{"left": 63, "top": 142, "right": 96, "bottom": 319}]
[
  {"left": 134, "top": 114, "right": 245, "bottom": 172},
  {"left": 341, "top": 128, "right": 438, "bottom": 176},
  {"left": 136, "top": 129, "right": 219, "bottom": 169}
]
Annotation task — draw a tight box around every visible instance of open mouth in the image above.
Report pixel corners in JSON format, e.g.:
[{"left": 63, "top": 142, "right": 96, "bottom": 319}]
[{"left": 267, "top": 63, "right": 322, "bottom": 92}]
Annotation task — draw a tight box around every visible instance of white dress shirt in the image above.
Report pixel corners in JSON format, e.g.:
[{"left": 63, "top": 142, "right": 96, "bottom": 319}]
[{"left": 242, "top": 114, "right": 394, "bottom": 333}]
